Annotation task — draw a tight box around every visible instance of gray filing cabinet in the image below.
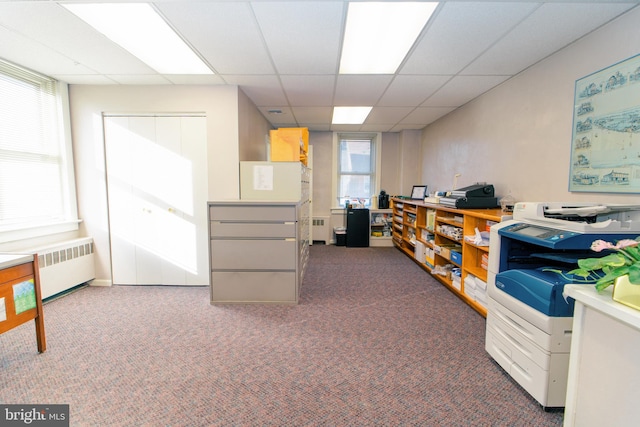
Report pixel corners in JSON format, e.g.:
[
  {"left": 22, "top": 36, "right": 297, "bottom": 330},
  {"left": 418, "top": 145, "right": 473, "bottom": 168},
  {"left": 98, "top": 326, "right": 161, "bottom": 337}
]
[{"left": 208, "top": 201, "right": 309, "bottom": 304}]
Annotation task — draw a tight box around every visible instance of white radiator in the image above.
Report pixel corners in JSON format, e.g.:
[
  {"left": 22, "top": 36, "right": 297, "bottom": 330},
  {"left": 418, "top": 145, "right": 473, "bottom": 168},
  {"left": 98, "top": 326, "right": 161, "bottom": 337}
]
[
  {"left": 312, "top": 216, "right": 330, "bottom": 244},
  {"left": 31, "top": 237, "right": 96, "bottom": 299}
]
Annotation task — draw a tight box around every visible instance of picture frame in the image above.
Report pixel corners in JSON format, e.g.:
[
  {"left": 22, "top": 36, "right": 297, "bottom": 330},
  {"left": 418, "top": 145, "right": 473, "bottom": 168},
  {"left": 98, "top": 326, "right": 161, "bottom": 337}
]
[
  {"left": 410, "top": 185, "right": 428, "bottom": 200},
  {"left": 569, "top": 53, "right": 640, "bottom": 193}
]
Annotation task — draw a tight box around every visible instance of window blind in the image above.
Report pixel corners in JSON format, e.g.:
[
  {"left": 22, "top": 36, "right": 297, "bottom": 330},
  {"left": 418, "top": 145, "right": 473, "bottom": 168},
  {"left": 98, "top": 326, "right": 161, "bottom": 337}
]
[{"left": 0, "top": 59, "right": 69, "bottom": 231}]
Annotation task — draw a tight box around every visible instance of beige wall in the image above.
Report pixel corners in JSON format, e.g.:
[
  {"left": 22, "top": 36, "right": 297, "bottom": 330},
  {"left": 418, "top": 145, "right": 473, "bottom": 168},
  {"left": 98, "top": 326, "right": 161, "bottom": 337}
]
[
  {"left": 420, "top": 6, "right": 640, "bottom": 204},
  {"left": 238, "top": 88, "right": 273, "bottom": 161},
  {"left": 395, "top": 130, "right": 422, "bottom": 196},
  {"left": 308, "top": 129, "right": 420, "bottom": 220},
  {"left": 69, "top": 84, "right": 242, "bottom": 283},
  {"left": 308, "top": 131, "right": 333, "bottom": 215}
]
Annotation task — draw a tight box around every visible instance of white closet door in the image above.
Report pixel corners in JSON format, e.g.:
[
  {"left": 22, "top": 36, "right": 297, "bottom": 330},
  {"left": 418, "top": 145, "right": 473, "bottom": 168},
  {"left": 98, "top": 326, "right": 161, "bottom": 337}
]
[{"left": 104, "top": 115, "right": 208, "bottom": 286}]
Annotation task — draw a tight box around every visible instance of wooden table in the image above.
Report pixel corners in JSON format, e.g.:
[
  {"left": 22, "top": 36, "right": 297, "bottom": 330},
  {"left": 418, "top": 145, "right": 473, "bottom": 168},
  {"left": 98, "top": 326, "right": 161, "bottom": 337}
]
[{"left": 0, "top": 253, "right": 46, "bottom": 352}]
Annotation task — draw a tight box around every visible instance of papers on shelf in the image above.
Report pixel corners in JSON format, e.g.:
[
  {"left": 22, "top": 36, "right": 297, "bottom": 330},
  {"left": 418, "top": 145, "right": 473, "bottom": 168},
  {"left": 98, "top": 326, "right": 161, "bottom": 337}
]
[{"left": 464, "top": 227, "right": 490, "bottom": 246}]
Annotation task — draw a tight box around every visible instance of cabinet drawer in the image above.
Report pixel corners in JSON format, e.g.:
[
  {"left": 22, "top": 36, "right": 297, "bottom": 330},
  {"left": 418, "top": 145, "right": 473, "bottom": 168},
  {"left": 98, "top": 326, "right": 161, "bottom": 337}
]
[
  {"left": 210, "top": 222, "right": 295, "bottom": 238},
  {"left": 209, "top": 205, "right": 296, "bottom": 222},
  {"left": 211, "top": 271, "right": 296, "bottom": 303},
  {"left": 210, "top": 239, "right": 296, "bottom": 270}
]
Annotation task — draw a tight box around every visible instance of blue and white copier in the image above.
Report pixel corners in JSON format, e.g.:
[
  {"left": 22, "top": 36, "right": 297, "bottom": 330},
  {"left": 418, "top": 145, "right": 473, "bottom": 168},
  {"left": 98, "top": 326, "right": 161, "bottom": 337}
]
[{"left": 485, "top": 202, "right": 640, "bottom": 408}]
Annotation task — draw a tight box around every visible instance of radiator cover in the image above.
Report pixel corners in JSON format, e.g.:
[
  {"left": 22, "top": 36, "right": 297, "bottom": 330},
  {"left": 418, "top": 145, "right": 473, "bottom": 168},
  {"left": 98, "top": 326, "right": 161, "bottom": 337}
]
[{"left": 31, "top": 237, "right": 96, "bottom": 299}]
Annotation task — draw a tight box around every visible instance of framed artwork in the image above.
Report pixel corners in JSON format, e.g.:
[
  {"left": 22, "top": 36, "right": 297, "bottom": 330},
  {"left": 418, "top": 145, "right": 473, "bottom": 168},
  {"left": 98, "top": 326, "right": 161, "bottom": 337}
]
[
  {"left": 411, "top": 185, "right": 428, "bottom": 200},
  {"left": 569, "top": 53, "right": 640, "bottom": 193}
]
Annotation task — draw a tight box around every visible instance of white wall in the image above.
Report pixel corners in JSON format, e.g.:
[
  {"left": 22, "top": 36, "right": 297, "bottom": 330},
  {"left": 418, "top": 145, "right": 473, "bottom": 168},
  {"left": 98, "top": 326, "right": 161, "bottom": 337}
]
[
  {"left": 69, "top": 84, "right": 242, "bottom": 284},
  {"left": 420, "top": 6, "right": 640, "bottom": 204}
]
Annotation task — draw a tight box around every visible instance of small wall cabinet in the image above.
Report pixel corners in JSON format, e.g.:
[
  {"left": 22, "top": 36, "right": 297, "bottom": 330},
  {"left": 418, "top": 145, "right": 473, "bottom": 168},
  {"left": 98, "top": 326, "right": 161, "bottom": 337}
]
[{"left": 391, "top": 198, "right": 509, "bottom": 316}]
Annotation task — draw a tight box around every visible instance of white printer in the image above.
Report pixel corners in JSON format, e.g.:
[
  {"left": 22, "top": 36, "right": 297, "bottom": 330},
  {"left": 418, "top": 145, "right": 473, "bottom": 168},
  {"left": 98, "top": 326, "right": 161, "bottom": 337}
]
[{"left": 485, "top": 202, "right": 640, "bottom": 409}]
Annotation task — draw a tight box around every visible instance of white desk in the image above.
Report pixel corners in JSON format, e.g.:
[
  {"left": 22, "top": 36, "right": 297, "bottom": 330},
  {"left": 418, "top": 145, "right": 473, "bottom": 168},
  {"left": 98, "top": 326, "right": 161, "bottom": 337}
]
[{"left": 563, "top": 285, "right": 640, "bottom": 426}]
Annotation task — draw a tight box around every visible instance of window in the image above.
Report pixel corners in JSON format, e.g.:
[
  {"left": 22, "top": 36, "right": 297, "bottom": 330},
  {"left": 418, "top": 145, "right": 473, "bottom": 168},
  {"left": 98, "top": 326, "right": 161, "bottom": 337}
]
[
  {"left": 333, "top": 133, "right": 381, "bottom": 208},
  {"left": 0, "top": 59, "right": 78, "bottom": 242}
]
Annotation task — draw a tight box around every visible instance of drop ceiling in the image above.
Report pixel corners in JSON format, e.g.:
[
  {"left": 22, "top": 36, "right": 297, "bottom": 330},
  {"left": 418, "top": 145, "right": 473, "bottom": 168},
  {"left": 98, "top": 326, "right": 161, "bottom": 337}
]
[{"left": 0, "top": 0, "right": 636, "bottom": 132}]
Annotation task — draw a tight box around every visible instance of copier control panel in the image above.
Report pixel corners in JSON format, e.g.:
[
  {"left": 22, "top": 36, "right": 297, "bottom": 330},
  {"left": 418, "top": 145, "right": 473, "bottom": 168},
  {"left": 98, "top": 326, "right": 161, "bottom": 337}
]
[{"left": 498, "top": 222, "right": 633, "bottom": 249}]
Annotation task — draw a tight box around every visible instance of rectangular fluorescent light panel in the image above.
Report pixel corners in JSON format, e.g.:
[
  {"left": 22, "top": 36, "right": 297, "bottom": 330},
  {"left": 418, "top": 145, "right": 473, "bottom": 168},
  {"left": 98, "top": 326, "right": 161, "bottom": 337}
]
[
  {"left": 332, "top": 106, "right": 373, "bottom": 125},
  {"left": 340, "top": 2, "right": 438, "bottom": 74},
  {"left": 63, "top": 3, "right": 212, "bottom": 75}
]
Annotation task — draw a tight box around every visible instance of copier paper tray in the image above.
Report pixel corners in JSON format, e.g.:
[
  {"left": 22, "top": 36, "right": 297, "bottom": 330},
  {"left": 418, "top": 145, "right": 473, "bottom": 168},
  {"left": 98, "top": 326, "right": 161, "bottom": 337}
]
[{"left": 495, "top": 269, "right": 576, "bottom": 317}]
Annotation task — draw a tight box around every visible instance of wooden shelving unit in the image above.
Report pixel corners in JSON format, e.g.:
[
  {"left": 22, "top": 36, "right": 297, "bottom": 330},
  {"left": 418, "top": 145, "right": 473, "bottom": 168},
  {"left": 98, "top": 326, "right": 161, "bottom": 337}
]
[{"left": 391, "top": 198, "right": 509, "bottom": 317}]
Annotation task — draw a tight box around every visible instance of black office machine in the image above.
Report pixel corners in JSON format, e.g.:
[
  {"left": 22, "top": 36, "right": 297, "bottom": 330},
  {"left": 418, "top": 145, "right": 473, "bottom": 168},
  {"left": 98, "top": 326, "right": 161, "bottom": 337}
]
[
  {"left": 485, "top": 202, "right": 640, "bottom": 408},
  {"left": 346, "top": 207, "right": 370, "bottom": 247},
  {"left": 439, "top": 183, "right": 499, "bottom": 209},
  {"left": 378, "top": 190, "right": 390, "bottom": 209}
]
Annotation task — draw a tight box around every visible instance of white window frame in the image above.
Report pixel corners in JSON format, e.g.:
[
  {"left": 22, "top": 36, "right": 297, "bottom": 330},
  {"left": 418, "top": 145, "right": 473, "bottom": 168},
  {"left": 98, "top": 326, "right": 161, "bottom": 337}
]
[
  {"left": 0, "top": 60, "right": 79, "bottom": 244},
  {"left": 332, "top": 132, "right": 381, "bottom": 208}
]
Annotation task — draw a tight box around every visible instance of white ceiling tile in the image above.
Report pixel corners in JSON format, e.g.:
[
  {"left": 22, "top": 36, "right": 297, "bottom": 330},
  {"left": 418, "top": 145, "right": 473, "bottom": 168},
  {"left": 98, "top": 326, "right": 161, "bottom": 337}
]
[
  {"left": 258, "top": 106, "right": 295, "bottom": 124},
  {"left": 361, "top": 123, "right": 395, "bottom": 132},
  {"left": 334, "top": 75, "right": 394, "bottom": 105},
  {"left": 55, "top": 75, "right": 120, "bottom": 85},
  {"left": 389, "top": 123, "right": 428, "bottom": 132},
  {"left": 280, "top": 75, "right": 335, "bottom": 106},
  {"left": 163, "top": 75, "right": 226, "bottom": 85},
  {"left": 106, "top": 75, "right": 173, "bottom": 85},
  {"left": 291, "top": 107, "right": 333, "bottom": 124},
  {"left": 225, "top": 75, "right": 288, "bottom": 106},
  {"left": 0, "top": 2, "right": 154, "bottom": 74},
  {"left": 401, "top": 1, "right": 539, "bottom": 75},
  {"left": 0, "top": 26, "right": 98, "bottom": 76},
  {"left": 365, "top": 107, "right": 414, "bottom": 125},
  {"left": 331, "top": 124, "right": 366, "bottom": 132},
  {"left": 298, "top": 123, "right": 333, "bottom": 132},
  {"left": 0, "top": 0, "right": 634, "bottom": 132},
  {"left": 423, "top": 75, "right": 510, "bottom": 107},
  {"left": 401, "top": 107, "right": 457, "bottom": 124},
  {"left": 252, "top": 1, "right": 344, "bottom": 74},
  {"left": 463, "top": 2, "right": 636, "bottom": 75},
  {"left": 158, "top": 2, "right": 275, "bottom": 75},
  {"left": 378, "top": 75, "right": 451, "bottom": 107},
  {"left": 270, "top": 120, "right": 300, "bottom": 128}
]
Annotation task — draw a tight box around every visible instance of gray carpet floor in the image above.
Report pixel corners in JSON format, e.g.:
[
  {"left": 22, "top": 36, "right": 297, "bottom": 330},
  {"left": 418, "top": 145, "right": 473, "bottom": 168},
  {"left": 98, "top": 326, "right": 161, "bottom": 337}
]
[{"left": 1, "top": 245, "right": 563, "bottom": 426}]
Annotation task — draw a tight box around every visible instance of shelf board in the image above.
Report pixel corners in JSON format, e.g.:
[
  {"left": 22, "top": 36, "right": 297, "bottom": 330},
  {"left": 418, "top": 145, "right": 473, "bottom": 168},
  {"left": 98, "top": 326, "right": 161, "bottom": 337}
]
[
  {"left": 416, "top": 237, "right": 433, "bottom": 248},
  {"left": 434, "top": 231, "right": 462, "bottom": 243},
  {"left": 464, "top": 241, "right": 490, "bottom": 252},
  {"left": 436, "top": 216, "right": 463, "bottom": 227},
  {"left": 466, "top": 265, "right": 488, "bottom": 281}
]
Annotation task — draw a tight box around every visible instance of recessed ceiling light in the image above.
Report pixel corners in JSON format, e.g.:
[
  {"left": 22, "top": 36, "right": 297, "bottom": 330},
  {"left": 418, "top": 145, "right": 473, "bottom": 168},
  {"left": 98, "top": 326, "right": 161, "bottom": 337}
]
[
  {"left": 339, "top": 2, "right": 438, "bottom": 74},
  {"left": 268, "top": 109, "right": 283, "bottom": 115},
  {"left": 63, "top": 3, "right": 212, "bottom": 75},
  {"left": 332, "top": 106, "right": 373, "bottom": 124}
]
